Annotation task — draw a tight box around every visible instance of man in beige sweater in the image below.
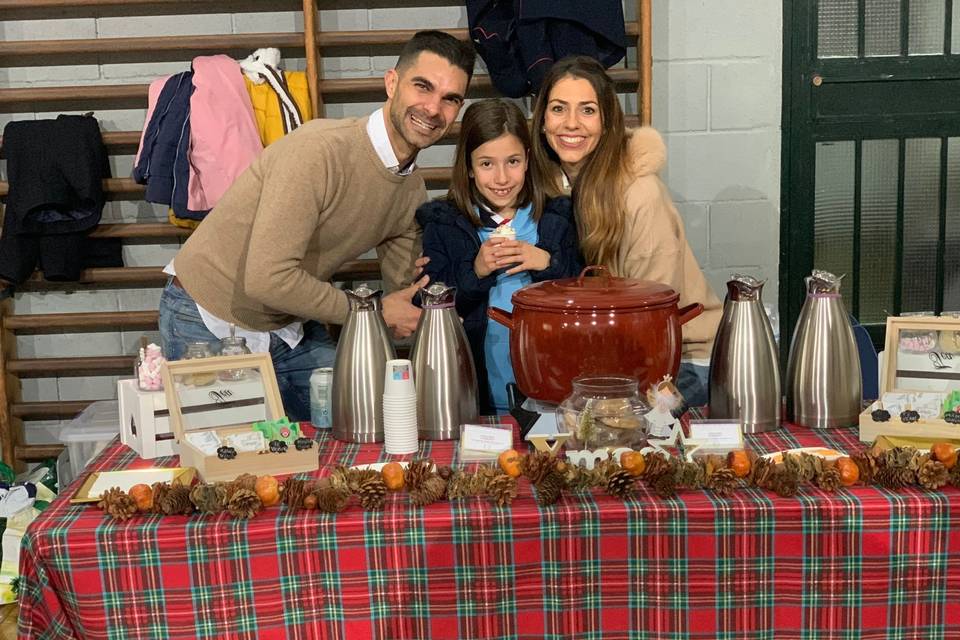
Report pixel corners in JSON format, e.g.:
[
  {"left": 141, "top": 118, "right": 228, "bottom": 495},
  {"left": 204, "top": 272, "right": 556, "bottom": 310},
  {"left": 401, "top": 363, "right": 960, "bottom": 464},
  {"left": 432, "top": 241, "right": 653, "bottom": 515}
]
[{"left": 158, "top": 31, "right": 475, "bottom": 420}]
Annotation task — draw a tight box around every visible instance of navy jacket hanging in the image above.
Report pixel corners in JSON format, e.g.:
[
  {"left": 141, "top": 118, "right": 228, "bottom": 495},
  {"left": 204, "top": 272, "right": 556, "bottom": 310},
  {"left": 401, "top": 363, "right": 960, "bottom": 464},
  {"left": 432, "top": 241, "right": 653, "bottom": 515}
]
[{"left": 466, "top": 0, "right": 627, "bottom": 97}]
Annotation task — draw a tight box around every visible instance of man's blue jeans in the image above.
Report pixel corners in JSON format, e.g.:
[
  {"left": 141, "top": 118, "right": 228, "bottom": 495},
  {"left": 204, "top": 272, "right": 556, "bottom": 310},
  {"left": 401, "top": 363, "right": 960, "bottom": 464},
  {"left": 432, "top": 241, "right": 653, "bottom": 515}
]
[{"left": 158, "top": 279, "right": 337, "bottom": 422}]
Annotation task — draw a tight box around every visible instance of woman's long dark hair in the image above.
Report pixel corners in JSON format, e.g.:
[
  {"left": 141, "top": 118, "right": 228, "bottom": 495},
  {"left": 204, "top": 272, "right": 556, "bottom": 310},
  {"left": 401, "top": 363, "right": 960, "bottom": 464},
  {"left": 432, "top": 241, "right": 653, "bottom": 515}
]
[
  {"left": 530, "top": 56, "right": 628, "bottom": 267},
  {"left": 447, "top": 99, "right": 543, "bottom": 227}
]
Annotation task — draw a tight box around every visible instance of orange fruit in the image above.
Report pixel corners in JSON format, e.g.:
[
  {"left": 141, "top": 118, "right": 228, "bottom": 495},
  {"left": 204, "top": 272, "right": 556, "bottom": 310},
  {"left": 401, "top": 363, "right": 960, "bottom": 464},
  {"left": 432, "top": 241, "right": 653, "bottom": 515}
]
[
  {"left": 498, "top": 449, "right": 522, "bottom": 478},
  {"left": 255, "top": 475, "right": 281, "bottom": 507},
  {"left": 620, "top": 451, "right": 646, "bottom": 476},
  {"left": 129, "top": 483, "right": 154, "bottom": 512},
  {"left": 381, "top": 462, "right": 406, "bottom": 491},
  {"left": 835, "top": 457, "right": 860, "bottom": 487},
  {"left": 727, "top": 450, "right": 751, "bottom": 478},
  {"left": 931, "top": 442, "right": 958, "bottom": 470}
]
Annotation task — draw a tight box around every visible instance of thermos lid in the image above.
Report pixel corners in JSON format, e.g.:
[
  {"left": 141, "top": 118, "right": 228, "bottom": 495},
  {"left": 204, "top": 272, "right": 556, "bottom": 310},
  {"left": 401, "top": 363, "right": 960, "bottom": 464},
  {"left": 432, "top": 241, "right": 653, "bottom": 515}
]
[
  {"left": 345, "top": 283, "right": 384, "bottom": 310},
  {"left": 512, "top": 265, "right": 678, "bottom": 312},
  {"left": 420, "top": 282, "right": 457, "bottom": 308},
  {"left": 805, "top": 269, "right": 844, "bottom": 295},
  {"left": 726, "top": 274, "right": 766, "bottom": 301}
]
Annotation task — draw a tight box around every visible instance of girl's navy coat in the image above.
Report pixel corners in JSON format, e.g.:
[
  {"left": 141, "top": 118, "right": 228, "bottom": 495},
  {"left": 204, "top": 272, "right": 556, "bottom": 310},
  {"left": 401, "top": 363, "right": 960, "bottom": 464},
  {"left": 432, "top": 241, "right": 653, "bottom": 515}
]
[{"left": 415, "top": 196, "right": 583, "bottom": 413}]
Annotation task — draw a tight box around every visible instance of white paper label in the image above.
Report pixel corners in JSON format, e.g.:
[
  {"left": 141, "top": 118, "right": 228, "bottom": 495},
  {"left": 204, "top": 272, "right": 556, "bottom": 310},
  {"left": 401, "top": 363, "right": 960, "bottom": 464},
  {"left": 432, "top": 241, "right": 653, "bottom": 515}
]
[
  {"left": 461, "top": 424, "right": 512, "bottom": 452},
  {"left": 224, "top": 431, "right": 266, "bottom": 453},
  {"left": 645, "top": 408, "right": 677, "bottom": 438},
  {"left": 688, "top": 421, "right": 743, "bottom": 449},
  {"left": 185, "top": 431, "right": 222, "bottom": 456}
]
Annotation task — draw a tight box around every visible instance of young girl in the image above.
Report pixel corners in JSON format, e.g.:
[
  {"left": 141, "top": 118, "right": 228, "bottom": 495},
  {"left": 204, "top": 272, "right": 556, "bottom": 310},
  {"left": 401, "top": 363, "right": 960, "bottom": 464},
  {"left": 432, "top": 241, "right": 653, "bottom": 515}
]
[{"left": 416, "top": 99, "right": 583, "bottom": 413}]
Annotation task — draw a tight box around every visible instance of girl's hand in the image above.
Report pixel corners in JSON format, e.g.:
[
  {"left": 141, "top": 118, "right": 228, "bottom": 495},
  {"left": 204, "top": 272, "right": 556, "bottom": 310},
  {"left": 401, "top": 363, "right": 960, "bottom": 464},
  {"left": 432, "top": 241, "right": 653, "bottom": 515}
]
[
  {"left": 496, "top": 240, "right": 551, "bottom": 275},
  {"left": 474, "top": 237, "right": 505, "bottom": 277}
]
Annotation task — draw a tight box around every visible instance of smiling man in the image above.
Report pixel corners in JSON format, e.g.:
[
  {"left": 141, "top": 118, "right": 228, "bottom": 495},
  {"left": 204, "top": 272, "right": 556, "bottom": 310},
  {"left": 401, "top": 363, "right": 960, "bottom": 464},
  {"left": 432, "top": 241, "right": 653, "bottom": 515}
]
[{"left": 158, "top": 31, "right": 475, "bottom": 420}]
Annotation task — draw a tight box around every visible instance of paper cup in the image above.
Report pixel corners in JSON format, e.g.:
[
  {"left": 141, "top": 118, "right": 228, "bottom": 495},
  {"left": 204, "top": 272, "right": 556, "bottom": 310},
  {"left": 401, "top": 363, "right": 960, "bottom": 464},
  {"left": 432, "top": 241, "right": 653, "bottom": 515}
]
[{"left": 384, "top": 359, "right": 415, "bottom": 397}]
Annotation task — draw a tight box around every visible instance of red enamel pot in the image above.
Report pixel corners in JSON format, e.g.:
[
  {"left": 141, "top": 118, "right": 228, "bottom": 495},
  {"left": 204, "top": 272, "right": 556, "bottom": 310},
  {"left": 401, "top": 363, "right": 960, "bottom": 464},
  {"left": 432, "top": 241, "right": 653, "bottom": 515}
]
[{"left": 487, "top": 265, "right": 703, "bottom": 404}]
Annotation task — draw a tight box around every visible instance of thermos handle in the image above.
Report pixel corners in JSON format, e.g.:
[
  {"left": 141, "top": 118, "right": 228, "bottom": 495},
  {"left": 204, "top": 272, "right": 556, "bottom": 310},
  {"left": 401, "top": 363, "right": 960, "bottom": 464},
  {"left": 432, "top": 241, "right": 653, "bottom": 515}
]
[
  {"left": 677, "top": 303, "right": 704, "bottom": 326},
  {"left": 487, "top": 307, "right": 515, "bottom": 330},
  {"left": 576, "top": 265, "right": 610, "bottom": 286}
]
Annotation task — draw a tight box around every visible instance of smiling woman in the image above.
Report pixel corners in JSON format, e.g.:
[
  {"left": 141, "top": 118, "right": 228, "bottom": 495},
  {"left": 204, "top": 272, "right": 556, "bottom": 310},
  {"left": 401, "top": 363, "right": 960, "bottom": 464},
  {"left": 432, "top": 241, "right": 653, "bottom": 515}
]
[{"left": 531, "top": 56, "right": 722, "bottom": 406}]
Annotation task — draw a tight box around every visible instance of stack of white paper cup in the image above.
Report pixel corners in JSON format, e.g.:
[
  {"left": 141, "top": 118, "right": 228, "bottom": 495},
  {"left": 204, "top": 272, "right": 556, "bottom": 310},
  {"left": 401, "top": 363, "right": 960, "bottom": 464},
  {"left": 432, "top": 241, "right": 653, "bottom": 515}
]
[{"left": 382, "top": 359, "right": 418, "bottom": 454}]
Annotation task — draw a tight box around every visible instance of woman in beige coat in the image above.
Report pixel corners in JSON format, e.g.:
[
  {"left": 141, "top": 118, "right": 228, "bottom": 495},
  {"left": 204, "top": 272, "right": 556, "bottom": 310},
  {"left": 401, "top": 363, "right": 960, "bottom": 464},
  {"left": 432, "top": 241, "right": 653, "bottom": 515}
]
[{"left": 530, "top": 56, "right": 722, "bottom": 406}]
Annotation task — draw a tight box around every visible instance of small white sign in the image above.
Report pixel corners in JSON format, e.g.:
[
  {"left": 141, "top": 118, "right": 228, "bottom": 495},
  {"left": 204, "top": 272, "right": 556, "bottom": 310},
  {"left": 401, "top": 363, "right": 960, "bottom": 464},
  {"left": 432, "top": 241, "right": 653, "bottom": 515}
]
[
  {"left": 224, "top": 430, "right": 266, "bottom": 453},
  {"left": 185, "top": 430, "right": 222, "bottom": 456},
  {"left": 461, "top": 423, "right": 512, "bottom": 453},
  {"left": 687, "top": 421, "right": 744, "bottom": 450}
]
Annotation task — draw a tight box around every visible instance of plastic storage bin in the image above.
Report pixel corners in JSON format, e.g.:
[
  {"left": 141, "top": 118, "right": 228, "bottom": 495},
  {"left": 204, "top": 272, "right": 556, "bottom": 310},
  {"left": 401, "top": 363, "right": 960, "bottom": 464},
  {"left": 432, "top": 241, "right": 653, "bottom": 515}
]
[{"left": 58, "top": 400, "right": 120, "bottom": 486}]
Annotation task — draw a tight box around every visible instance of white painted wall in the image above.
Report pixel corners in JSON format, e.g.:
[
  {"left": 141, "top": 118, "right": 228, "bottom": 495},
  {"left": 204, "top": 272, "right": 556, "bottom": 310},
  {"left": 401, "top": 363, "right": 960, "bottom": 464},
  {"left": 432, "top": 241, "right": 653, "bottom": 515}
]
[{"left": 0, "top": 1, "right": 782, "bottom": 443}]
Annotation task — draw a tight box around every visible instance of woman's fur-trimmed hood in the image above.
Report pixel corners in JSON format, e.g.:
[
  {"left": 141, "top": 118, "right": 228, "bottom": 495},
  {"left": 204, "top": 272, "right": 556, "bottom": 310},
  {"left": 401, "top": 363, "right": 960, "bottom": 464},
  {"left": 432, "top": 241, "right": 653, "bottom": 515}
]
[{"left": 624, "top": 126, "right": 667, "bottom": 177}]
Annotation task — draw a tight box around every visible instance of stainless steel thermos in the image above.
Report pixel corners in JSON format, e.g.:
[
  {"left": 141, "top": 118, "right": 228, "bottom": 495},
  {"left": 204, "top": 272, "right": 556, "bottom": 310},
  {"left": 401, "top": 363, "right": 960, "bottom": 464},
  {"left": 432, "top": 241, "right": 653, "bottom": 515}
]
[
  {"left": 708, "top": 275, "right": 781, "bottom": 432},
  {"left": 784, "top": 270, "right": 862, "bottom": 428},
  {"left": 410, "top": 282, "right": 479, "bottom": 440},
  {"left": 331, "top": 284, "right": 396, "bottom": 442}
]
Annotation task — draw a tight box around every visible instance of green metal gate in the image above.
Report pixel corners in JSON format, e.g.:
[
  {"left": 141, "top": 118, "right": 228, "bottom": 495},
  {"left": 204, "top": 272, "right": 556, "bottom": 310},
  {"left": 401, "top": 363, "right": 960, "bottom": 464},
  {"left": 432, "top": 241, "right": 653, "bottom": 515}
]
[{"left": 780, "top": 0, "right": 960, "bottom": 351}]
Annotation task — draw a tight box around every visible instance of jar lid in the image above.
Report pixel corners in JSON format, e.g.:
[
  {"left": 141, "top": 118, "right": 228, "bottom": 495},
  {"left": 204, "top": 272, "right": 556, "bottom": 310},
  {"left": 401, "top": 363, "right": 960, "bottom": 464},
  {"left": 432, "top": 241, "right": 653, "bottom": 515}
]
[{"left": 512, "top": 265, "right": 678, "bottom": 312}]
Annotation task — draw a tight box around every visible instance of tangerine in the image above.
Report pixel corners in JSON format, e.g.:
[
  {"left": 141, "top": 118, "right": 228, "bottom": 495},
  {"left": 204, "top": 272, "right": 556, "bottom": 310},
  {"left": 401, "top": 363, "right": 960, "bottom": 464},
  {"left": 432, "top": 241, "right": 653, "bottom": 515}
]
[
  {"left": 498, "top": 449, "right": 522, "bottom": 478},
  {"left": 620, "top": 450, "right": 646, "bottom": 476},
  {"left": 727, "top": 450, "right": 751, "bottom": 478},
  {"left": 382, "top": 462, "right": 406, "bottom": 491},
  {"left": 931, "top": 442, "right": 958, "bottom": 470},
  {"left": 835, "top": 457, "right": 860, "bottom": 486},
  {"left": 255, "top": 475, "right": 281, "bottom": 507},
  {"left": 129, "top": 483, "right": 154, "bottom": 512}
]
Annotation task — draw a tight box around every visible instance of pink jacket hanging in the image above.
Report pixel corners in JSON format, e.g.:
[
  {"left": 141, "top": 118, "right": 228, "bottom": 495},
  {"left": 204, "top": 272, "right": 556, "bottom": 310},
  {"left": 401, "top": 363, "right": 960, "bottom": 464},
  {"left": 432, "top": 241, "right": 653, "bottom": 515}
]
[{"left": 188, "top": 55, "right": 263, "bottom": 211}]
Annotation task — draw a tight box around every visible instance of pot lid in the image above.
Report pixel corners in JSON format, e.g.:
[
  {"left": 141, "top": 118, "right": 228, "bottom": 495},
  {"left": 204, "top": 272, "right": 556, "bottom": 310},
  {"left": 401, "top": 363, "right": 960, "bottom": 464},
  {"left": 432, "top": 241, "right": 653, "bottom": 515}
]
[{"left": 512, "top": 265, "right": 679, "bottom": 311}]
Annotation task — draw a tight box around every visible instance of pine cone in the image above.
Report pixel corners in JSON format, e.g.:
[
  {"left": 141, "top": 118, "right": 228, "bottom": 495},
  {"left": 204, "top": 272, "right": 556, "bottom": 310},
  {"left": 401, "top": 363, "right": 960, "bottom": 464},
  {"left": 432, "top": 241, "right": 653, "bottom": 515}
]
[
  {"left": 534, "top": 471, "right": 565, "bottom": 507},
  {"left": 327, "top": 466, "right": 352, "bottom": 492},
  {"left": 875, "top": 467, "right": 907, "bottom": 490},
  {"left": 189, "top": 483, "right": 227, "bottom": 514},
  {"left": 281, "top": 478, "right": 312, "bottom": 513},
  {"left": 705, "top": 467, "right": 738, "bottom": 497},
  {"left": 651, "top": 472, "right": 677, "bottom": 499},
  {"left": 98, "top": 487, "right": 138, "bottom": 521},
  {"left": 643, "top": 452, "right": 672, "bottom": 481},
  {"left": 151, "top": 482, "right": 172, "bottom": 514},
  {"left": 486, "top": 473, "right": 519, "bottom": 507},
  {"left": 226, "top": 473, "right": 258, "bottom": 500},
  {"left": 918, "top": 459, "right": 949, "bottom": 490},
  {"left": 816, "top": 468, "right": 842, "bottom": 492},
  {"left": 676, "top": 460, "right": 705, "bottom": 491},
  {"left": 159, "top": 485, "right": 195, "bottom": 516},
  {"left": 909, "top": 451, "right": 931, "bottom": 474},
  {"left": 446, "top": 471, "right": 474, "bottom": 499},
  {"left": 410, "top": 475, "right": 447, "bottom": 507},
  {"left": 227, "top": 488, "right": 262, "bottom": 519},
  {"left": 605, "top": 467, "right": 636, "bottom": 499},
  {"left": 881, "top": 447, "right": 916, "bottom": 470},
  {"left": 950, "top": 464, "right": 960, "bottom": 488},
  {"left": 404, "top": 459, "right": 434, "bottom": 493},
  {"left": 749, "top": 456, "right": 775, "bottom": 488},
  {"left": 346, "top": 468, "right": 380, "bottom": 493},
  {"left": 522, "top": 452, "right": 558, "bottom": 485},
  {"left": 561, "top": 464, "right": 593, "bottom": 491},
  {"left": 769, "top": 469, "right": 798, "bottom": 498},
  {"left": 357, "top": 476, "right": 387, "bottom": 510},
  {"left": 314, "top": 484, "right": 351, "bottom": 513},
  {"left": 851, "top": 452, "right": 878, "bottom": 484}
]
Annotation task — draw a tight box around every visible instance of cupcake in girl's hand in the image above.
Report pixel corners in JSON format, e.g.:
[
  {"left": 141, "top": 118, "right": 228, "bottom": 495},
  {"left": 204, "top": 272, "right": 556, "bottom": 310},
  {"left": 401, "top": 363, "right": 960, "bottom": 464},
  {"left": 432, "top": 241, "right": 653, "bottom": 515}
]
[{"left": 490, "top": 224, "right": 516, "bottom": 241}]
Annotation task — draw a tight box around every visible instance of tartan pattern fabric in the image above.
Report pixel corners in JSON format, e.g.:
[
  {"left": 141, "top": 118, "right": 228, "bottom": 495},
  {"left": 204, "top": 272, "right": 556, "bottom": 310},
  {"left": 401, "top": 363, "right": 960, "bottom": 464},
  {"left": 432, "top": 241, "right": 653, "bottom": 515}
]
[{"left": 17, "top": 423, "right": 960, "bottom": 639}]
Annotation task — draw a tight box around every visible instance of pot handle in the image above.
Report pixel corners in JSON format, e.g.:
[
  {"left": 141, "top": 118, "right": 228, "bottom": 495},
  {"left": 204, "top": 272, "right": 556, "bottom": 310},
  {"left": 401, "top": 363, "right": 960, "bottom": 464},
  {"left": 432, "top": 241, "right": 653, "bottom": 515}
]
[
  {"left": 576, "top": 265, "right": 611, "bottom": 286},
  {"left": 487, "top": 307, "right": 515, "bottom": 330},
  {"left": 677, "top": 303, "right": 704, "bottom": 326}
]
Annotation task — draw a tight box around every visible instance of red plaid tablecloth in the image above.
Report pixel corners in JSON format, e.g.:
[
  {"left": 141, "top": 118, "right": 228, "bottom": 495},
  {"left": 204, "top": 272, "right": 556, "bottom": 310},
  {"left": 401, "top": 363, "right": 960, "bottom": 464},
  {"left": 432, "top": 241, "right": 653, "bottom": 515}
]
[{"left": 17, "top": 423, "right": 960, "bottom": 639}]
